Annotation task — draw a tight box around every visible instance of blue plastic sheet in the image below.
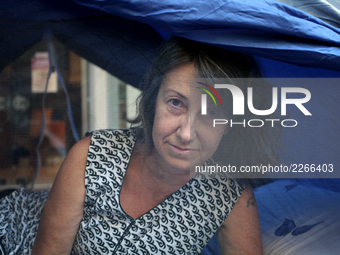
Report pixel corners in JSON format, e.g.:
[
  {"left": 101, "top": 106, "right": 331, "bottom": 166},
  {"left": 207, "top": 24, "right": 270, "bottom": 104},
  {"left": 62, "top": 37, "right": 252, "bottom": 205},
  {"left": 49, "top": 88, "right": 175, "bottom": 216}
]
[{"left": 73, "top": 0, "right": 340, "bottom": 72}]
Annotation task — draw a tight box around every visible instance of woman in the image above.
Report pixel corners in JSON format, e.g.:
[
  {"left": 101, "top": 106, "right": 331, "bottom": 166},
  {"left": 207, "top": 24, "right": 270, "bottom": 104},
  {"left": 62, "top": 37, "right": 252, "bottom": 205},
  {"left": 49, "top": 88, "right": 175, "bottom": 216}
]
[
  {"left": 32, "top": 37, "right": 264, "bottom": 254},
  {"left": 2, "top": 37, "right": 264, "bottom": 254}
]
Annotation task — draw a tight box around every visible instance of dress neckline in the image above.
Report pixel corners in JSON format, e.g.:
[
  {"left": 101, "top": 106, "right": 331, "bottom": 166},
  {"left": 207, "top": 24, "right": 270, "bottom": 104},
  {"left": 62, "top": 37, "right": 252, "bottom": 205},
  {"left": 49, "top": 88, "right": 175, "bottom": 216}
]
[{"left": 117, "top": 129, "right": 196, "bottom": 221}]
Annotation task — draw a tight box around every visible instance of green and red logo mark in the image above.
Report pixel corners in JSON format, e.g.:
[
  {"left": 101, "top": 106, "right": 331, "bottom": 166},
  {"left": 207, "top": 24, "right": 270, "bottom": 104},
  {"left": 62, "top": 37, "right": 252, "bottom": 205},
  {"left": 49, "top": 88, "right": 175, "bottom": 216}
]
[{"left": 196, "top": 82, "right": 222, "bottom": 115}]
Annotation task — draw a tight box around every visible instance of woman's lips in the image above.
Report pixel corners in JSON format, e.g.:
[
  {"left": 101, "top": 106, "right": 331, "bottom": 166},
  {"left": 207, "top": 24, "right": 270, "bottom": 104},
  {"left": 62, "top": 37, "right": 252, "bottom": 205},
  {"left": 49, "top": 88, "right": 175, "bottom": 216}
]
[{"left": 169, "top": 143, "right": 197, "bottom": 156}]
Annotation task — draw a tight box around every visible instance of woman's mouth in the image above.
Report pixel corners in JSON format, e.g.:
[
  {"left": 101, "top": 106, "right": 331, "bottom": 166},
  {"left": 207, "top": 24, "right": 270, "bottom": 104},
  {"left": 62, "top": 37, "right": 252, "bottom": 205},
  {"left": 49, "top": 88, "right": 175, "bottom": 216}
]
[
  {"left": 169, "top": 143, "right": 191, "bottom": 155},
  {"left": 168, "top": 143, "right": 200, "bottom": 157}
]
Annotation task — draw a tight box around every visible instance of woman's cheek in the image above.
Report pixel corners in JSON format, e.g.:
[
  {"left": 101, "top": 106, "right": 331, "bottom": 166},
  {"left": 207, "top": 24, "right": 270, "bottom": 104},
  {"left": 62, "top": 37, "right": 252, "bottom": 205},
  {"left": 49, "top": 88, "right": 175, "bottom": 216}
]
[
  {"left": 153, "top": 109, "right": 179, "bottom": 138},
  {"left": 160, "top": 106, "right": 180, "bottom": 124},
  {"left": 201, "top": 129, "right": 226, "bottom": 155}
]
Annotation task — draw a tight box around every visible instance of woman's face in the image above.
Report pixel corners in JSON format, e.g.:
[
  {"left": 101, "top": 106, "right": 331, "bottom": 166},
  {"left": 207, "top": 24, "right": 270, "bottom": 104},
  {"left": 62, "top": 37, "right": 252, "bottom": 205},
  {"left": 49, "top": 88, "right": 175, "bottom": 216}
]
[{"left": 151, "top": 63, "right": 229, "bottom": 174}]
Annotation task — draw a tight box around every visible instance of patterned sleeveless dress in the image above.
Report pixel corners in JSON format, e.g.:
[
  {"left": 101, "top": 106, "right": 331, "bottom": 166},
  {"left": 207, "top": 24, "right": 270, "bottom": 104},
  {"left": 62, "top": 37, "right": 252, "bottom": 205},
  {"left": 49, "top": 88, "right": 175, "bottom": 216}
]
[
  {"left": 0, "top": 129, "right": 245, "bottom": 254},
  {"left": 72, "top": 129, "right": 245, "bottom": 254}
]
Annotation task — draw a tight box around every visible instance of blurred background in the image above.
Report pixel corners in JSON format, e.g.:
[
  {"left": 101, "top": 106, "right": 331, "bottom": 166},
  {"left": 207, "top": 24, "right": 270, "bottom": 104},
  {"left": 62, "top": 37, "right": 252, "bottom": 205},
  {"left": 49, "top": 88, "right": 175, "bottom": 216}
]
[{"left": 0, "top": 38, "right": 141, "bottom": 190}]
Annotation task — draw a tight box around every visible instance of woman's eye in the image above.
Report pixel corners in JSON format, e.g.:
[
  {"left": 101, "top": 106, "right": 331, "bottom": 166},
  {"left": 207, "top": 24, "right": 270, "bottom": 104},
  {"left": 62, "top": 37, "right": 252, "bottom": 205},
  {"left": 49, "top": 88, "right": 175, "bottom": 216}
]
[
  {"left": 169, "top": 98, "right": 183, "bottom": 108},
  {"left": 168, "top": 98, "right": 186, "bottom": 113}
]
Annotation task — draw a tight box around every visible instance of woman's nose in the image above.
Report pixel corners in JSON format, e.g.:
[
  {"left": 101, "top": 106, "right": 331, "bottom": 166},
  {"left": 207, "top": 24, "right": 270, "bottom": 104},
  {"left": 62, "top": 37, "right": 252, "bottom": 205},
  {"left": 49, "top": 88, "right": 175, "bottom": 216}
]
[{"left": 177, "top": 113, "right": 197, "bottom": 144}]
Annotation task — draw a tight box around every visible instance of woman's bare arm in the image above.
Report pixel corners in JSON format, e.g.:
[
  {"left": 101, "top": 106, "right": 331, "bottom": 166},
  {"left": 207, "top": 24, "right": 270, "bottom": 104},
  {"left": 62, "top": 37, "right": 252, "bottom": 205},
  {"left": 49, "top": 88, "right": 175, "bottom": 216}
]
[
  {"left": 218, "top": 185, "right": 263, "bottom": 255},
  {"left": 32, "top": 136, "right": 91, "bottom": 255}
]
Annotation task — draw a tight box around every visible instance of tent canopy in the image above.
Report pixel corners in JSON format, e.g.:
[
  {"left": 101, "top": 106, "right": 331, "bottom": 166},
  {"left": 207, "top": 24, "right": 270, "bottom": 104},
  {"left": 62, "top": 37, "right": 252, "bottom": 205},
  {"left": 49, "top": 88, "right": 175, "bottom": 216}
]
[{"left": 1, "top": 0, "right": 340, "bottom": 89}]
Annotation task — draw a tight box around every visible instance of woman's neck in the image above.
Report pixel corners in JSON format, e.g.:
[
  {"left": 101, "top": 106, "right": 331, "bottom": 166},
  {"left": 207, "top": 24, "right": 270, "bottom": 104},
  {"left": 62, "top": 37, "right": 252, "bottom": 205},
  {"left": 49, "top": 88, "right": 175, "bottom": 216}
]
[{"left": 134, "top": 143, "right": 191, "bottom": 193}]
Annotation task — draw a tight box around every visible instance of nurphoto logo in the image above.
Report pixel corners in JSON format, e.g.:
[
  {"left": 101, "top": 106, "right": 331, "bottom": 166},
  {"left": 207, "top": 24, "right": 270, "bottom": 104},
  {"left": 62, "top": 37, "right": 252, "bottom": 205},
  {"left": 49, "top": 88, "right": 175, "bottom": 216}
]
[{"left": 198, "top": 82, "right": 312, "bottom": 128}]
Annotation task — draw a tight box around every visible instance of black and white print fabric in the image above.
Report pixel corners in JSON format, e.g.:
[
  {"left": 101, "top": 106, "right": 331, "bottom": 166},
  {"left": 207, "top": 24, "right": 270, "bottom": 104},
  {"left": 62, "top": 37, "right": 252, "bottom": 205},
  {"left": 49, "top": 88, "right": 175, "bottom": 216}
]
[
  {"left": 0, "top": 188, "right": 49, "bottom": 255},
  {"left": 72, "top": 129, "right": 245, "bottom": 255}
]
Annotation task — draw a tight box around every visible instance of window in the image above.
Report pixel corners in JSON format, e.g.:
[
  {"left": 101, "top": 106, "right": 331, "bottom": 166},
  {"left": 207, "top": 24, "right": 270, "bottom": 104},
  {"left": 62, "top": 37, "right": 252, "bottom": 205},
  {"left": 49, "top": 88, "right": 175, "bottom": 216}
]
[{"left": 0, "top": 39, "right": 140, "bottom": 190}]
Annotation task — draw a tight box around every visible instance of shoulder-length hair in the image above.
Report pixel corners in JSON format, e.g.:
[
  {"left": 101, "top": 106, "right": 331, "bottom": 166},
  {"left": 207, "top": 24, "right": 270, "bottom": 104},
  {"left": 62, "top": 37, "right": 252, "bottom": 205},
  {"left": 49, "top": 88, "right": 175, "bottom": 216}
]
[{"left": 130, "top": 36, "right": 280, "bottom": 167}]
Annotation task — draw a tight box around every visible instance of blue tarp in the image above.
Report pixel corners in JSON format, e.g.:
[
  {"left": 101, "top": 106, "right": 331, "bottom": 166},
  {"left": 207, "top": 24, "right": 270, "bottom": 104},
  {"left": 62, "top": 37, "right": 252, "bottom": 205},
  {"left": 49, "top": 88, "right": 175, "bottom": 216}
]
[
  {"left": 1, "top": 0, "right": 340, "bottom": 85},
  {"left": 73, "top": 0, "right": 340, "bottom": 73}
]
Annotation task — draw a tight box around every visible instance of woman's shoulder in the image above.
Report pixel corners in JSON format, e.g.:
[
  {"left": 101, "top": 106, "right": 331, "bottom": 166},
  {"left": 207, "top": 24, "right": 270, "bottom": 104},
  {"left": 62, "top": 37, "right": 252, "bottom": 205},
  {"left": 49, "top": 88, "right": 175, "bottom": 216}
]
[
  {"left": 84, "top": 128, "right": 137, "bottom": 142},
  {"left": 67, "top": 135, "right": 92, "bottom": 160},
  {"left": 83, "top": 128, "right": 138, "bottom": 162}
]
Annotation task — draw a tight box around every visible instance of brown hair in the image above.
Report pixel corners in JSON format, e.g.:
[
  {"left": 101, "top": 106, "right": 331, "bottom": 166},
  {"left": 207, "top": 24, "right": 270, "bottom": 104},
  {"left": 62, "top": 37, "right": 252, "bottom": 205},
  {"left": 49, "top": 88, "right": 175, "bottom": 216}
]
[{"left": 130, "top": 37, "right": 279, "bottom": 168}]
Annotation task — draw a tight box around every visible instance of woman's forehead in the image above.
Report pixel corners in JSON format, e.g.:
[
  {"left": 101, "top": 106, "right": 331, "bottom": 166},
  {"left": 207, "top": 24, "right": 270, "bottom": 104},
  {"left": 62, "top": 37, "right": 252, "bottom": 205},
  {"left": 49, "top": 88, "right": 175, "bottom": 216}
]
[
  {"left": 161, "top": 63, "right": 195, "bottom": 89},
  {"left": 164, "top": 63, "right": 195, "bottom": 79}
]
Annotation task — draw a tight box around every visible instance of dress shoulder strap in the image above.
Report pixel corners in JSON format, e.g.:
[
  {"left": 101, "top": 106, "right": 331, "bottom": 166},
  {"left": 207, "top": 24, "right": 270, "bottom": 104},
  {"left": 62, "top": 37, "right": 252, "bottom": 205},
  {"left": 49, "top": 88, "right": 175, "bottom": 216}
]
[{"left": 84, "top": 129, "right": 137, "bottom": 205}]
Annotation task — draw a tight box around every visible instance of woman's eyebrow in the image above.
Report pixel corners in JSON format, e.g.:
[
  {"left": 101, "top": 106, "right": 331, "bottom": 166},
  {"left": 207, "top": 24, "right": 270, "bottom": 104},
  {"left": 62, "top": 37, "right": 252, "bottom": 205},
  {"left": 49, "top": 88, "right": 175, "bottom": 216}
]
[{"left": 162, "top": 89, "right": 188, "bottom": 101}]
